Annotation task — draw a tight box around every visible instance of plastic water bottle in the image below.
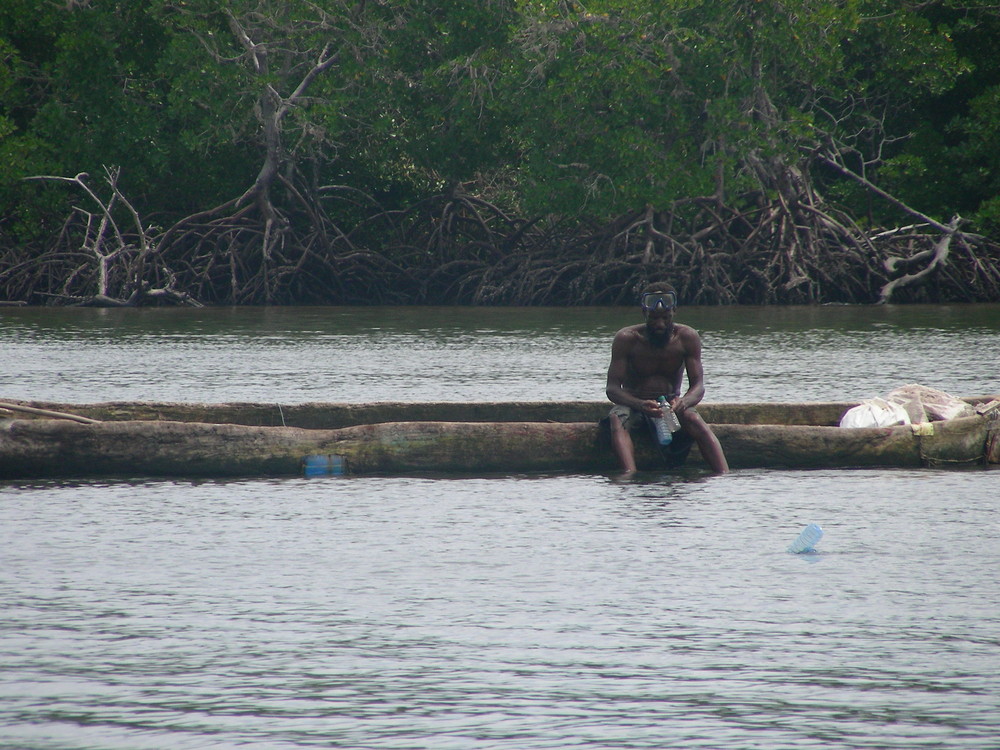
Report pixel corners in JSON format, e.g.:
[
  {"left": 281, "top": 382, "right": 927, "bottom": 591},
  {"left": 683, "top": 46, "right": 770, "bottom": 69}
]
[
  {"left": 661, "top": 396, "right": 681, "bottom": 433},
  {"left": 788, "top": 523, "right": 823, "bottom": 553},
  {"left": 650, "top": 396, "right": 673, "bottom": 446}
]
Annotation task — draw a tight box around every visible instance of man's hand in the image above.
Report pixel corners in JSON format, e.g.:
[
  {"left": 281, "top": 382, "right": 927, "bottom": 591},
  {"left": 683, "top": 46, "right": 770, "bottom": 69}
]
[{"left": 638, "top": 398, "right": 662, "bottom": 417}]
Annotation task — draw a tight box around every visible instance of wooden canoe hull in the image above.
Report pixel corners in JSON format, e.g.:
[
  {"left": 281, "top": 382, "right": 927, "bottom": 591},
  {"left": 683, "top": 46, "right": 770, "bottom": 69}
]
[
  {"left": 713, "top": 417, "right": 994, "bottom": 469},
  {"left": 1, "top": 413, "right": 996, "bottom": 479}
]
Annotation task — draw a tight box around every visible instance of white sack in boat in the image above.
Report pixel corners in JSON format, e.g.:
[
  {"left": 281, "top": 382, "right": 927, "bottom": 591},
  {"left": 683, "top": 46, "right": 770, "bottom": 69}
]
[
  {"left": 840, "top": 384, "right": 975, "bottom": 428},
  {"left": 839, "top": 398, "right": 911, "bottom": 428}
]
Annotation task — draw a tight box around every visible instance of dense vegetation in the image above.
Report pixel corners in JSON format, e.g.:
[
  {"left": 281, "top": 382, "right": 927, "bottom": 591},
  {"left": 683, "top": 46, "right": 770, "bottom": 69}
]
[{"left": 2, "top": 0, "right": 1000, "bottom": 306}]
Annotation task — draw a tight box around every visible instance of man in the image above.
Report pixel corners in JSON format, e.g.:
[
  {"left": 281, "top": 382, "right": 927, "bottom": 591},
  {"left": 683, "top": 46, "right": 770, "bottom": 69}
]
[{"left": 605, "top": 283, "right": 729, "bottom": 474}]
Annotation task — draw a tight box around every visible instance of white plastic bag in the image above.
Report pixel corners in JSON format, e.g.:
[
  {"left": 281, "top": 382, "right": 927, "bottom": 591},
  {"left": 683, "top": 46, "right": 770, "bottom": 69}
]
[{"left": 839, "top": 398, "right": 911, "bottom": 428}]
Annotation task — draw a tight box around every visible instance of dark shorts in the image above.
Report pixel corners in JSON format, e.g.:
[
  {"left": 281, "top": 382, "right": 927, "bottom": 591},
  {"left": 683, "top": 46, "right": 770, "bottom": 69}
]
[{"left": 606, "top": 404, "right": 695, "bottom": 468}]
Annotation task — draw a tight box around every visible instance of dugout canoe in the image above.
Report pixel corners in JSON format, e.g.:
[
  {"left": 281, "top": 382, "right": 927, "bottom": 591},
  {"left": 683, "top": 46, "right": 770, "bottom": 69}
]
[{"left": 1, "top": 397, "right": 998, "bottom": 479}]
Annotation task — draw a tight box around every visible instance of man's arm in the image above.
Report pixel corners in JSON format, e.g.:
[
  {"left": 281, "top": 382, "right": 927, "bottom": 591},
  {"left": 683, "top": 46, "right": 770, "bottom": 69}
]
[{"left": 673, "top": 327, "right": 706, "bottom": 415}]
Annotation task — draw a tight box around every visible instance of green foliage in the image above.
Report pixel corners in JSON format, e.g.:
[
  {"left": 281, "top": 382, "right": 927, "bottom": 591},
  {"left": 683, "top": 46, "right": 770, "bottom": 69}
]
[
  {"left": 1, "top": 6, "right": 63, "bottom": 235},
  {"left": 480, "top": 1, "right": 845, "bottom": 215},
  {"left": 954, "top": 84, "right": 1000, "bottom": 231},
  {"left": 2, "top": 0, "right": 1000, "bottom": 253},
  {"left": 0, "top": 0, "right": 175, "bottom": 241},
  {"left": 853, "top": 2, "right": 998, "bottom": 229},
  {"left": 498, "top": 3, "right": 717, "bottom": 214},
  {"left": 373, "top": 1, "right": 519, "bottom": 192}
]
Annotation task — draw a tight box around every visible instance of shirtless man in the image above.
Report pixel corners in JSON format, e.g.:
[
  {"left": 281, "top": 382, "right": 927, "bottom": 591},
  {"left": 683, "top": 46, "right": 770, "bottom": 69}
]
[{"left": 605, "top": 283, "right": 729, "bottom": 474}]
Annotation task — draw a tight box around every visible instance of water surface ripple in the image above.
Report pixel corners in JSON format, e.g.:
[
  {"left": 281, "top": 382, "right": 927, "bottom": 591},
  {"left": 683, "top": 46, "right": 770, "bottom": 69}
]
[
  {"left": 2, "top": 471, "right": 999, "bottom": 749},
  {"left": 2, "top": 304, "right": 998, "bottom": 402}
]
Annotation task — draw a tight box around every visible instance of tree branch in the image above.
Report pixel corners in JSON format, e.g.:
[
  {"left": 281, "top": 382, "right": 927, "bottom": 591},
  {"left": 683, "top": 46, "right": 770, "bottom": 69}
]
[{"left": 816, "top": 152, "right": 953, "bottom": 234}]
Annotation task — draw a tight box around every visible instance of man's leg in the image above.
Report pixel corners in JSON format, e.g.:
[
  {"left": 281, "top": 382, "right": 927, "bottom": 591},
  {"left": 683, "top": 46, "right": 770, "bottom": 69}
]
[
  {"left": 609, "top": 413, "right": 638, "bottom": 473},
  {"left": 679, "top": 411, "right": 730, "bottom": 474}
]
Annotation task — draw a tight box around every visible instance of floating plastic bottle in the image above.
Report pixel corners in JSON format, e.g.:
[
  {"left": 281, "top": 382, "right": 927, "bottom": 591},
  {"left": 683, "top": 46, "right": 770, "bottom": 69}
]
[
  {"left": 303, "top": 454, "right": 345, "bottom": 477},
  {"left": 788, "top": 523, "right": 823, "bottom": 553}
]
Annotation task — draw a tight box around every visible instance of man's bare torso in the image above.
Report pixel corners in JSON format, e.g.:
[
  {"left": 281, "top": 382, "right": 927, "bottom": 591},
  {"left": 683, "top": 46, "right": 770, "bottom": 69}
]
[{"left": 618, "top": 322, "right": 688, "bottom": 400}]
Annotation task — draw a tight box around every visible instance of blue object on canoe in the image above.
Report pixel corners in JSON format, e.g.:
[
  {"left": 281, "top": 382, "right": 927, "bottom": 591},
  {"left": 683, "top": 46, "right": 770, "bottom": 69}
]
[
  {"left": 788, "top": 523, "right": 823, "bottom": 553},
  {"left": 303, "top": 454, "right": 345, "bottom": 477}
]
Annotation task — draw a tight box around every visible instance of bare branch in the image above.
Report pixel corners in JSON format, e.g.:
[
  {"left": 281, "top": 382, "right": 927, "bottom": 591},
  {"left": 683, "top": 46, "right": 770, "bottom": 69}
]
[
  {"left": 816, "top": 152, "right": 955, "bottom": 234},
  {"left": 879, "top": 217, "right": 961, "bottom": 303}
]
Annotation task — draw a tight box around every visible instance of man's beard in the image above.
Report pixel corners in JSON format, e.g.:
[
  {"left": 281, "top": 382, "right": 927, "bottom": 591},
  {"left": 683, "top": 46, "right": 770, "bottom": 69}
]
[{"left": 646, "top": 324, "right": 672, "bottom": 348}]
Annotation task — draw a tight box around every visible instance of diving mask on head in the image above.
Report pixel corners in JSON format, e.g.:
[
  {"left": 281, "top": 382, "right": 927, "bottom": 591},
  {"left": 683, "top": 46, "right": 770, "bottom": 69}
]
[{"left": 640, "top": 290, "right": 677, "bottom": 312}]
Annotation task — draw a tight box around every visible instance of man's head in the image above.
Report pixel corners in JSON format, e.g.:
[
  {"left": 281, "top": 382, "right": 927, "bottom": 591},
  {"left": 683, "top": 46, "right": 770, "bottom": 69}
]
[{"left": 639, "top": 282, "right": 677, "bottom": 346}]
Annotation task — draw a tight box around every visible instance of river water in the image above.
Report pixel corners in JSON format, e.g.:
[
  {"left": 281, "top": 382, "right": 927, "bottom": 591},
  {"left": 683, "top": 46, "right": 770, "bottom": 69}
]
[{"left": 2, "top": 304, "right": 999, "bottom": 749}]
